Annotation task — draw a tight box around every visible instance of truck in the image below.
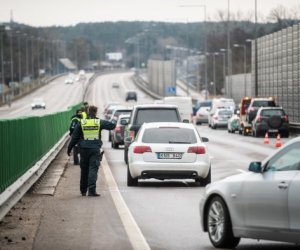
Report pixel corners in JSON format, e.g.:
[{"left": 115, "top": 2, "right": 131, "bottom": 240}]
[{"left": 238, "top": 97, "right": 252, "bottom": 135}]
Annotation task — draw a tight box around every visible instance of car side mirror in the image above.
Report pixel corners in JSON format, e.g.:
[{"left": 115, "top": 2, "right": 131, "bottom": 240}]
[
  {"left": 248, "top": 162, "right": 262, "bottom": 173},
  {"left": 124, "top": 137, "right": 133, "bottom": 144},
  {"left": 120, "top": 120, "right": 128, "bottom": 126},
  {"left": 201, "top": 137, "right": 209, "bottom": 142},
  {"left": 182, "top": 119, "right": 189, "bottom": 123}
]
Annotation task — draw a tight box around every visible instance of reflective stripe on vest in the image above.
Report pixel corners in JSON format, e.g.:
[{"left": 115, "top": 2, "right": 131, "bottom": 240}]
[
  {"left": 81, "top": 119, "right": 100, "bottom": 140},
  {"left": 71, "top": 117, "right": 81, "bottom": 123}
]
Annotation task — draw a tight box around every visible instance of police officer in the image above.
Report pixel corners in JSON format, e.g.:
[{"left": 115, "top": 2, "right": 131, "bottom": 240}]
[
  {"left": 67, "top": 105, "right": 116, "bottom": 197},
  {"left": 69, "top": 109, "right": 83, "bottom": 165},
  {"left": 81, "top": 101, "right": 89, "bottom": 119}
]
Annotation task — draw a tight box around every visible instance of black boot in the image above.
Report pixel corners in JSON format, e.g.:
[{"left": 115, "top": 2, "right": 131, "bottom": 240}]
[{"left": 88, "top": 189, "right": 100, "bottom": 197}]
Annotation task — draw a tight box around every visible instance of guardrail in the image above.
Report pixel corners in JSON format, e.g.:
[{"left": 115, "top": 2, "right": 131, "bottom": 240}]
[{"left": 132, "top": 74, "right": 163, "bottom": 100}]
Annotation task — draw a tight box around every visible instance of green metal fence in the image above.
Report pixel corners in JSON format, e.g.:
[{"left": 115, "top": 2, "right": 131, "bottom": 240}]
[{"left": 0, "top": 103, "right": 81, "bottom": 193}]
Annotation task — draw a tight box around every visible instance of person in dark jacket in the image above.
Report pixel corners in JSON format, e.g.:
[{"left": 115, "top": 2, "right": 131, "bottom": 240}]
[
  {"left": 69, "top": 109, "right": 83, "bottom": 165},
  {"left": 67, "top": 105, "right": 116, "bottom": 197}
]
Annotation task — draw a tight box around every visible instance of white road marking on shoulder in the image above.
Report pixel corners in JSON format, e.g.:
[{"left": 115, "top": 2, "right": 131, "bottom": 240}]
[{"left": 102, "top": 156, "right": 151, "bottom": 250}]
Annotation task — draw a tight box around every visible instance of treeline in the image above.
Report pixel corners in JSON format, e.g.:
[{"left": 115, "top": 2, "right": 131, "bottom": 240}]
[{"left": 0, "top": 19, "right": 299, "bottom": 87}]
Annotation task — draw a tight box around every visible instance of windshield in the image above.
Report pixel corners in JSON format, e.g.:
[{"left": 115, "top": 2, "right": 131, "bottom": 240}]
[{"left": 136, "top": 109, "right": 179, "bottom": 124}]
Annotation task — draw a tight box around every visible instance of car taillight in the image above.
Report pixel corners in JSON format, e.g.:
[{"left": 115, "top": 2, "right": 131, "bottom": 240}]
[
  {"left": 284, "top": 115, "right": 289, "bottom": 122},
  {"left": 187, "top": 146, "right": 206, "bottom": 154},
  {"left": 213, "top": 115, "right": 218, "bottom": 120},
  {"left": 133, "top": 145, "right": 152, "bottom": 154},
  {"left": 129, "top": 131, "right": 135, "bottom": 140},
  {"left": 115, "top": 125, "right": 121, "bottom": 133}
]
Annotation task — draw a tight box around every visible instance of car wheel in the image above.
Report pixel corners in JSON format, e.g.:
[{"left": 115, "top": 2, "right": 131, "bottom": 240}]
[
  {"left": 207, "top": 196, "right": 240, "bottom": 248},
  {"left": 113, "top": 141, "right": 119, "bottom": 149},
  {"left": 124, "top": 146, "right": 128, "bottom": 164},
  {"left": 127, "top": 164, "right": 138, "bottom": 186},
  {"left": 198, "top": 167, "right": 211, "bottom": 187}
]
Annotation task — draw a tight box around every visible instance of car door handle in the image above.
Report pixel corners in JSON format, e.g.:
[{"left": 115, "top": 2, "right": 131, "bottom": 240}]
[{"left": 278, "top": 182, "right": 288, "bottom": 189}]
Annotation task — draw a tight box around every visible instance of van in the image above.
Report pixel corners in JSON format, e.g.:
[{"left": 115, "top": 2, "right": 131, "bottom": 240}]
[
  {"left": 163, "top": 96, "right": 193, "bottom": 123},
  {"left": 210, "top": 98, "right": 235, "bottom": 113}
]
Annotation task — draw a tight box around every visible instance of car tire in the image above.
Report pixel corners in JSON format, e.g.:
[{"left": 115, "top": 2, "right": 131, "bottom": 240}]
[
  {"left": 198, "top": 167, "right": 211, "bottom": 187},
  {"left": 124, "top": 146, "right": 128, "bottom": 164},
  {"left": 207, "top": 196, "right": 240, "bottom": 248},
  {"left": 127, "top": 164, "right": 138, "bottom": 186},
  {"left": 281, "top": 131, "right": 289, "bottom": 138}
]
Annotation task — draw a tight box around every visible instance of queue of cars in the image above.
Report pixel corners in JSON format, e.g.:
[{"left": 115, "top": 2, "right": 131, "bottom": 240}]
[
  {"left": 193, "top": 96, "right": 290, "bottom": 138},
  {"left": 104, "top": 101, "right": 211, "bottom": 187}
]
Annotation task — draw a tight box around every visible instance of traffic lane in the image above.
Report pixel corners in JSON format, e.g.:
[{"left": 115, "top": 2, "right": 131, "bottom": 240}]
[
  {"left": 103, "top": 140, "right": 299, "bottom": 250},
  {"left": 0, "top": 73, "right": 92, "bottom": 119},
  {"left": 87, "top": 72, "right": 154, "bottom": 116}
]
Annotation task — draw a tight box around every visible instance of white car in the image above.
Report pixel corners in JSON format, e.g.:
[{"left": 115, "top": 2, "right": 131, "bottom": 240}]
[
  {"left": 112, "top": 82, "right": 120, "bottom": 88},
  {"left": 208, "top": 108, "right": 233, "bottom": 129},
  {"left": 200, "top": 136, "right": 300, "bottom": 248},
  {"left": 196, "top": 106, "right": 211, "bottom": 124},
  {"left": 31, "top": 98, "right": 46, "bottom": 110},
  {"left": 127, "top": 122, "right": 211, "bottom": 186}
]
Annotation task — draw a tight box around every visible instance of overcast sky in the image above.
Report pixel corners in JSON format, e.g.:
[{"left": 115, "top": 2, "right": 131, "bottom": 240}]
[{"left": 1, "top": 0, "right": 300, "bottom": 27}]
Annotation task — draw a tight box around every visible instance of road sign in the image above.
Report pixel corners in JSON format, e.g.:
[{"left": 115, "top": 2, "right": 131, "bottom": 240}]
[{"left": 166, "top": 86, "right": 176, "bottom": 95}]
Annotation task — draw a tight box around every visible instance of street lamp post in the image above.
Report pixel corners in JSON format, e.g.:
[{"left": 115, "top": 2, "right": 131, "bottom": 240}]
[
  {"left": 180, "top": 4, "right": 207, "bottom": 97},
  {"left": 213, "top": 52, "right": 220, "bottom": 97},
  {"left": 220, "top": 49, "right": 227, "bottom": 95},
  {"left": 16, "top": 31, "right": 22, "bottom": 84},
  {"left": 30, "top": 36, "right": 34, "bottom": 79},
  {"left": 233, "top": 44, "right": 247, "bottom": 96},
  {"left": 0, "top": 27, "right": 4, "bottom": 85}
]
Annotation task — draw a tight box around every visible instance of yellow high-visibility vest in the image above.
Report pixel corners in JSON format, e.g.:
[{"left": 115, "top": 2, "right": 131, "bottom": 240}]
[
  {"left": 81, "top": 119, "right": 100, "bottom": 140},
  {"left": 82, "top": 111, "right": 87, "bottom": 119}
]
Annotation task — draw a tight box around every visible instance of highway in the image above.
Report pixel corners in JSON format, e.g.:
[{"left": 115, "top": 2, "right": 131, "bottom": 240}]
[{"left": 0, "top": 72, "right": 298, "bottom": 250}]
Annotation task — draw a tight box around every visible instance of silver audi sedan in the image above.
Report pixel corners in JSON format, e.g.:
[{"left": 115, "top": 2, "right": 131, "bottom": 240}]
[{"left": 200, "top": 136, "right": 300, "bottom": 248}]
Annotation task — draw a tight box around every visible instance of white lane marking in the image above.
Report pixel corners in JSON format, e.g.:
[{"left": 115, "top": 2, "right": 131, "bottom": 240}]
[
  {"left": 102, "top": 156, "right": 151, "bottom": 250},
  {"left": 237, "top": 169, "right": 247, "bottom": 173}
]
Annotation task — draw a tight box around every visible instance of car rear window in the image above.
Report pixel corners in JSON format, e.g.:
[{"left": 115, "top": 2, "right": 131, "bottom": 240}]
[
  {"left": 253, "top": 100, "right": 276, "bottom": 107},
  {"left": 135, "top": 109, "right": 179, "bottom": 124},
  {"left": 142, "top": 128, "right": 197, "bottom": 144},
  {"left": 261, "top": 109, "right": 284, "bottom": 117}
]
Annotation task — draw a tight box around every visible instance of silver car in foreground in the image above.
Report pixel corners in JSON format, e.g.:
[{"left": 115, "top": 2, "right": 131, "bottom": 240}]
[{"left": 200, "top": 136, "right": 300, "bottom": 248}]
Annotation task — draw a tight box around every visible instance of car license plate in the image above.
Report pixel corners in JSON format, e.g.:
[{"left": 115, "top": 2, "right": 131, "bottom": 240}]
[
  {"left": 269, "top": 129, "right": 278, "bottom": 133},
  {"left": 157, "top": 152, "right": 183, "bottom": 159}
]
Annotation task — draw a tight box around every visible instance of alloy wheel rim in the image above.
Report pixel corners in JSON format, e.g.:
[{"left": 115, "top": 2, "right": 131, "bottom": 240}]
[{"left": 208, "top": 200, "right": 225, "bottom": 243}]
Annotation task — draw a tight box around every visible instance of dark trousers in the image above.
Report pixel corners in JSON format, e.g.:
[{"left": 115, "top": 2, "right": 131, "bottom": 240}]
[
  {"left": 79, "top": 148, "right": 101, "bottom": 193},
  {"left": 73, "top": 145, "right": 80, "bottom": 165}
]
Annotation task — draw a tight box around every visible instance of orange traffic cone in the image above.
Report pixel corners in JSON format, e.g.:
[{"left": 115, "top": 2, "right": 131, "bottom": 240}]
[
  {"left": 275, "top": 134, "right": 282, "bottom": 148},
  {"left": 264, "top": 132, "right": 269, "bottom": 144}
]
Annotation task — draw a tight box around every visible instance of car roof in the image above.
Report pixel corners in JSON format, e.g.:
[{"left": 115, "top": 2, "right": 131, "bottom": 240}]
[
  {"left": 133, "top": 104, "right": 178, "bottom": 109},
  {"left": 140, "top": 122, "right": 195, "bottom": 129},
  {"left": 118, "top": 114, "right": 131, "bottom": 118}
]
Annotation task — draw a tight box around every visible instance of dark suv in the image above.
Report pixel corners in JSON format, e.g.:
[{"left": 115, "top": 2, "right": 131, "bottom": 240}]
[
  {"left": 123, "top": 104, "right": 182, "bottom": 163},
  {"left": 251, "top": 107, "right": 289, "bottom": 137},
  {"left": 246, "top": 97, "right": 276, "bottom": 123}
]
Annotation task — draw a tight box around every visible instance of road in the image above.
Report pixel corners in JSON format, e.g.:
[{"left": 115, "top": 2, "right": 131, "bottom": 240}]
[
  {"left": 0, "top": 73, "right": 92, "bottom": 119},
  {"left": 0, "top": 72, "right": 298, "bottom": 250}
]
